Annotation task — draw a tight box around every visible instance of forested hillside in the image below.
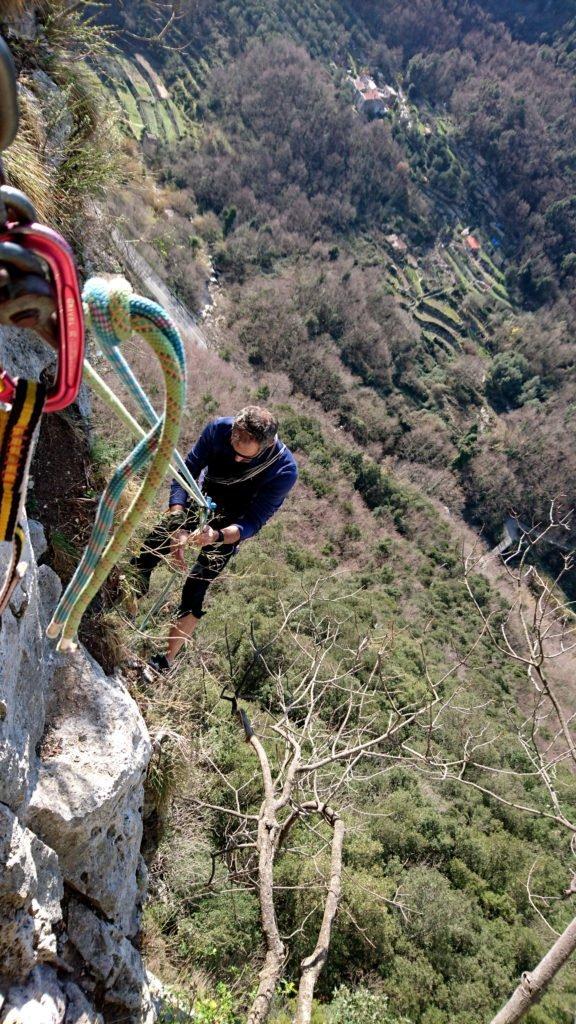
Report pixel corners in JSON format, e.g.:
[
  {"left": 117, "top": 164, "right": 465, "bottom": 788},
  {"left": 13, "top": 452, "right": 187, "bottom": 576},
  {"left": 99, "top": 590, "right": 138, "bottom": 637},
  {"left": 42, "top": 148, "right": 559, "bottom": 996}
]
[{"left": 22, "top": 2, "right": 576, "bottom": 1022}]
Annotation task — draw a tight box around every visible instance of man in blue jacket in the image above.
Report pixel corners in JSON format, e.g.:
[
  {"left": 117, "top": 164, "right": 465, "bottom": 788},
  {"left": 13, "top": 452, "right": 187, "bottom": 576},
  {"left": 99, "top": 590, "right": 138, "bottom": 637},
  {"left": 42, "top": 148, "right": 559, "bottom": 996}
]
[{"left": 134, "top": 405, "right": 298, "bottom": 675}]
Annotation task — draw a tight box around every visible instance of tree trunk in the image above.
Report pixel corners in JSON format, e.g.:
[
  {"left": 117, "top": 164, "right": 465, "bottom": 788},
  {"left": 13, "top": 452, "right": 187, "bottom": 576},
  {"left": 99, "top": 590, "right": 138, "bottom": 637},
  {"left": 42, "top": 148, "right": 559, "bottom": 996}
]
[
  {"left": 294, "top": 810, "right": 345, "bottom": 1024},
  {"left": 491, "top": 914, "right": 576, "bottom": 1024},
  {"left": 246, "top": 733, "right": 286, "bottom": 1024},
  {"left": 247, "top": 945, "right": 286, "bottom": 1024}
]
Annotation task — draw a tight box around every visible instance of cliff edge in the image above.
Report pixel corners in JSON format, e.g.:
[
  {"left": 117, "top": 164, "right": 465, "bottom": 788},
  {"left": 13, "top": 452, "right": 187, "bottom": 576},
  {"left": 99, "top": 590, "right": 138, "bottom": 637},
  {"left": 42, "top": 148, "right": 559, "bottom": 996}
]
[{"left": 0, "top": 327, "right": 155, "bottom": 1024}]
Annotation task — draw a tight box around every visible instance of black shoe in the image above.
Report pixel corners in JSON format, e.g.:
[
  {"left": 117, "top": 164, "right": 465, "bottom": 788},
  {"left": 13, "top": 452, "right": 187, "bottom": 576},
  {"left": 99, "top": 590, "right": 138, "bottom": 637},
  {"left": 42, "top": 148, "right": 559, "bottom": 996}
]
[{"left": 142, "top": 654, "right": 171, "bottom": 682}]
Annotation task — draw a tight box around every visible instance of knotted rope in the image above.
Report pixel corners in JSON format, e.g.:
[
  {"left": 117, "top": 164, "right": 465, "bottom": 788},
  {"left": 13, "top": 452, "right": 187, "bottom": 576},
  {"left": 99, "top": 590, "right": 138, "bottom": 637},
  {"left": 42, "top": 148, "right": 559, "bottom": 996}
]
[
  {"left": 46, "top": 277, "right": 186, "bottom": 650},
  {"left": 84, "top": 316, "right": 207, "bottom": 510}
]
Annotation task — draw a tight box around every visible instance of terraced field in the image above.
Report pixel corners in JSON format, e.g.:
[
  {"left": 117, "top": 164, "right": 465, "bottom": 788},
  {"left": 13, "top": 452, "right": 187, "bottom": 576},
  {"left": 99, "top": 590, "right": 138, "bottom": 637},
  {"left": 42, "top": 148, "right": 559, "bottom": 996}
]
[
  {"left": 383, "top": 234, "right": 484, "bottom": 360},
  {"left": 99, "top": 52, "right": 191, "bottom": 144}
]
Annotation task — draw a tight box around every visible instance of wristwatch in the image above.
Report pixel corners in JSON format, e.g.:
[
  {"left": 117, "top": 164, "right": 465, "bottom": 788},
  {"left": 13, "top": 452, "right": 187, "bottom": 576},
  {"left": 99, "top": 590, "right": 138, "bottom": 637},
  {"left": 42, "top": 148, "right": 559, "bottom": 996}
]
[{"left": 215, "top": 529, "right": 225, "bottom": 543}]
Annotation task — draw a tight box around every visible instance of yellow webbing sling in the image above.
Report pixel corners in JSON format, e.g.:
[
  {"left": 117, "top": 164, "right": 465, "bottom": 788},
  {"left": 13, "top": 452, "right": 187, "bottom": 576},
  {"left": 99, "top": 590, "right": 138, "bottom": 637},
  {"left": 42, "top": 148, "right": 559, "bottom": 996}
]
[{"left": 0, "top": 377, "right": 45, "bottom": 613}]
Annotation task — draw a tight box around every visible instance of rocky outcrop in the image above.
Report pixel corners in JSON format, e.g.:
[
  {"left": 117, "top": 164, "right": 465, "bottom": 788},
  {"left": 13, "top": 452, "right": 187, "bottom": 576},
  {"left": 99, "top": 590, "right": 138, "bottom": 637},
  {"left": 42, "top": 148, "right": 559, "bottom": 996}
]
[
  {"left": 0, "top": 323, "right": 155, "bottom": 1022},
  {"left": 0, "top": 804, "right": 62, "bottom": 985},
  {"left": 0, "top": 1, "right": 160, "bottom": 1006},
  {"left": 27, "top": 653, "right": 150, "bottom": 935},
  {"left": 0, "top": 509, "right": 155, "bottom": 1022}
]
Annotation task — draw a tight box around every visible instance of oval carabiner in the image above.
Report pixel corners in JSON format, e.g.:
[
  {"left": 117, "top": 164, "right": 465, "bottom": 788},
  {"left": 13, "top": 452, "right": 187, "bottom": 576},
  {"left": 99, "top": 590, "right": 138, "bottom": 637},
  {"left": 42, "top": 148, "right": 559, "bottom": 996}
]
[
  {"left": 0, "top": 36, "right": 19, "bottom": 154},
  {"left": 16, "top": 224, "right": 85, "bottom": 412},
  {"left": 0, "top": 224, "right": 85, "bottom": 412}
]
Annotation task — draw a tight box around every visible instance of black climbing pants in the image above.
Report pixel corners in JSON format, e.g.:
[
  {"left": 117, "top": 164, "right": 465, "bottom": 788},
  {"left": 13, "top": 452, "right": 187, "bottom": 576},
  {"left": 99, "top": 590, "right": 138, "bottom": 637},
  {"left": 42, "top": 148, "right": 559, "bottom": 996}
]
[{"left": 132, "top": 513, "right": 237, "bottom": 620}]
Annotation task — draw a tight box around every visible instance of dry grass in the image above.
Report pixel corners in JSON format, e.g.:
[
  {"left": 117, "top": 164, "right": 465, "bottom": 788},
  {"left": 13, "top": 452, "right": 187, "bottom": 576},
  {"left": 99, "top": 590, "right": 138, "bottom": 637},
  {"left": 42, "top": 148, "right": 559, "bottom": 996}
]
[
  {"left": 0, "top": 0, "right": 28, "bottom": 15},
  {"left": 2, "top": 78, "right": 58, "bottom": 219}
]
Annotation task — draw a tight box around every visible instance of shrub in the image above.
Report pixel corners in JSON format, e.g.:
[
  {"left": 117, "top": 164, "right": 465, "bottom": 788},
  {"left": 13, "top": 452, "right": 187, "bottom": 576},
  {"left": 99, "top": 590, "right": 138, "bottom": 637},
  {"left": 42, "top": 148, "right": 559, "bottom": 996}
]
[{"left": 329, "top": 986, "right": 412, "bottom": 1024}]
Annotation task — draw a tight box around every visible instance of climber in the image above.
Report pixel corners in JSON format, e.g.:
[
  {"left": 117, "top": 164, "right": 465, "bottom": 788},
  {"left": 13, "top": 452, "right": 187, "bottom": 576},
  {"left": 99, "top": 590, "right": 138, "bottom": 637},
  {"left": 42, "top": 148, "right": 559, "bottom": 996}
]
[{"left": 133, "top": 406, "right": 298, "bottom": 676}]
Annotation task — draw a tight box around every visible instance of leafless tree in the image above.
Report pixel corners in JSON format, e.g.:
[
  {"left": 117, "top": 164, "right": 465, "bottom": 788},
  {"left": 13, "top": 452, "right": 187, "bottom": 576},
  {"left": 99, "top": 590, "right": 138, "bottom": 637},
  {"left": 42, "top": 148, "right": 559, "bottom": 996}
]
[
  {"left": 190, "top": 577, "right": 486, "bottom": 1024},
  {"left": 401, "top": 506, "right": 576, "bottom": 1024}
]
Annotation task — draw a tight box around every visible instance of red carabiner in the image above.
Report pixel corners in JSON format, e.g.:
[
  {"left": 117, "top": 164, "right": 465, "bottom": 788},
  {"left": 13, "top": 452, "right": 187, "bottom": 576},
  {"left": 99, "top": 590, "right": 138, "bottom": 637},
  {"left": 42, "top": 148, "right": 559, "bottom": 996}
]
[{"left": 0, "top": 223, "right": 84, "bottom": 412}]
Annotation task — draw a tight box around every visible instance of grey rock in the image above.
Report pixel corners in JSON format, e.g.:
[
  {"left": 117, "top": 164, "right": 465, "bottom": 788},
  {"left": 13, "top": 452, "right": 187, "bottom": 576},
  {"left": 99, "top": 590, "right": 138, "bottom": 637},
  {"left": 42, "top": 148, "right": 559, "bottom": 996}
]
[
  {"left": 0, "top": 807, "right": 62, "bottom": 987},
  {"left": 0, "top": 326, "right": 56, "bottom": 391},
  {"left": 62, "top": 983, "right": 102, "bottom": 1024},
  {"left": 0, "top": 524, "right": 60, "bottom": 812},
  {"left": 1, "top": 966, "right": 66, "bottom": 1024},
  {"left": 66, "top": 902, "right": 154, "bottom": 1019},
  {"left": 27, "top": 656, "right": 151, "bottom": 933},
  {"left": 26, "top": 522, "right": 47, "bottom": 563},
  {"left": 3, "top": 10, "right": 38, "bottom": 42},
  {"left": 0, "top": 303, "right": 150, "bottom": 1013},
  {"left": 66, "top": 902, "right": 117, "bottom": 982}
]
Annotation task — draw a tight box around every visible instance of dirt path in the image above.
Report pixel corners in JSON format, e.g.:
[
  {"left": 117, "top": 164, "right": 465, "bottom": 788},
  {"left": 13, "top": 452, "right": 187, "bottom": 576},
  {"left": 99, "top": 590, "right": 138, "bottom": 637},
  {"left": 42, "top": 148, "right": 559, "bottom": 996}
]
[{"left": 438, "top": 503, "right": 576, "bottom": 736}]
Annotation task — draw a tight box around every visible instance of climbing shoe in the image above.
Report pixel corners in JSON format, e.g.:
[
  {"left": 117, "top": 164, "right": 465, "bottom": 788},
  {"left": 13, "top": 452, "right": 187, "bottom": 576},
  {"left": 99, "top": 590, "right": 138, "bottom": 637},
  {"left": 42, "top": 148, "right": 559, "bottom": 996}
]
[{"left": 142, "top": 654, "right": 171, "bottom": 682}]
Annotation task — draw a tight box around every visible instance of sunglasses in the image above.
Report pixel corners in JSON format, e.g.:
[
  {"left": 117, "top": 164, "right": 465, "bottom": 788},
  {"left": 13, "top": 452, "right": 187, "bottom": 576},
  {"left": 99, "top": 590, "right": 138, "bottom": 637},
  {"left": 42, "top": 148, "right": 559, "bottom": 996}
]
[{"left": 230, "top": 429, "right": 263, "bottom": 462}]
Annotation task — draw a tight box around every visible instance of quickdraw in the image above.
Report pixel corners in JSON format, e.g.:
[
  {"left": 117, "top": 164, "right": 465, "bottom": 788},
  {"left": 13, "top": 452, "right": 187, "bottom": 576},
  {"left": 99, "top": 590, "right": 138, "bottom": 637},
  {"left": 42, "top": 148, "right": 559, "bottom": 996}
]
[
  {"left": 0, "top": 33, "right": 85, "bottom": 616},
  {"left": 46, "top": 278, "right": 188, "bottom": 651}
]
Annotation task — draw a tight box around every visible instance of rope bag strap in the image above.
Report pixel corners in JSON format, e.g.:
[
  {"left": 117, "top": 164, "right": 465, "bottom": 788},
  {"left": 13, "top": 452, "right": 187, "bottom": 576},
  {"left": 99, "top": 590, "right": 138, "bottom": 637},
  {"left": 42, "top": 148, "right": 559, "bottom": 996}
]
[
  {"left": 0, "top": 377, "right": 45, "bottom": 614},
  {"left": 204, "top": 443, "right": 287, "bottom": 488},
  {"left": 46, "top": 278, "right": 186, "bottom": 651}
]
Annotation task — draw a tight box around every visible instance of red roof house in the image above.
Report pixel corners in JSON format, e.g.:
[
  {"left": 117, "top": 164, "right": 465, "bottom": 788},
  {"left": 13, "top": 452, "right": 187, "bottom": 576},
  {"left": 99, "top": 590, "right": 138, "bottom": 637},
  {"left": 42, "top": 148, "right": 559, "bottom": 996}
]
[{"left": 465, "top": 235, "right": 481, "bottom": 254}]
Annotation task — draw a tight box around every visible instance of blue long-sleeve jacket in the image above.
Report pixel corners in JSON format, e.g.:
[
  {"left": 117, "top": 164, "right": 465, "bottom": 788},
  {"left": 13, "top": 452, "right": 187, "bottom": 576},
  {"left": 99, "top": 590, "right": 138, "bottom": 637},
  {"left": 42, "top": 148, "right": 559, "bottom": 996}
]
[{"left": 169, "top": 417, "right": 298, "bottom": 541}]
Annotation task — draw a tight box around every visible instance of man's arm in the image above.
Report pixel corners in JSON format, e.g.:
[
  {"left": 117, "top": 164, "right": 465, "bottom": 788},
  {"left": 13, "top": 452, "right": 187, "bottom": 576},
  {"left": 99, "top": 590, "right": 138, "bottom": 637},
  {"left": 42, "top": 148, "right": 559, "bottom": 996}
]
[
  {"left": 191, "top": 461, "right": 298, "bottom": 548},
  {"left": 233, "top": 463, "right": 297, "bottom": 540},
  {"left": 169, "top": 421, "right": 215, "bottom": 510},
  {"left": 168, "top": 421, "right": 218, "bottom": 568}
]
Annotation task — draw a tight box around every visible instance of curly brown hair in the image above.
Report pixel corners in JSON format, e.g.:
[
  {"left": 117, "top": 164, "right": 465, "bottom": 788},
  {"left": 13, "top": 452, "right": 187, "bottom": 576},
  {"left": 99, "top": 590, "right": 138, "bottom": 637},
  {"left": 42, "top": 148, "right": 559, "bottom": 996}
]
[{"left": 233, "top": 406, "right": 278, "bottom": 445}]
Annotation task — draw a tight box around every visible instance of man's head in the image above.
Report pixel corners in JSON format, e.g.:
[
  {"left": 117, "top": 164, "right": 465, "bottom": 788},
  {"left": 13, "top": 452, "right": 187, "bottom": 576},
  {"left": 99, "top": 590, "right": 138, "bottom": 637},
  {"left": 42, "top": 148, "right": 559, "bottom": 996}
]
[{"left": 231, "top": 406, "right": 278, "bottom": 462}]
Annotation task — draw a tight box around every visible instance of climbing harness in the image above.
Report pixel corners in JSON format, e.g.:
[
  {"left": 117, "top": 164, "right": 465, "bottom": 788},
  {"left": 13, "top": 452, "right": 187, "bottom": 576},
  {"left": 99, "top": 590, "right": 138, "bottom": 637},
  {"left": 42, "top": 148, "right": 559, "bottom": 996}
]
[
  {"left": 46, "top": 278, "right": 189, "bottom": 650},
  {"left": 0, "top": 34, "right": 84, "bottom": 615}
]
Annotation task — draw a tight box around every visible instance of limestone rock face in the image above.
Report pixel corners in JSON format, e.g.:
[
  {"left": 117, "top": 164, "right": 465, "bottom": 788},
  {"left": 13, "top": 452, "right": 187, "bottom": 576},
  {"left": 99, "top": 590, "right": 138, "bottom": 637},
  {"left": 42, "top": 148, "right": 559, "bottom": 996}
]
[
  {"left": 0, "top": 522, "right": 60, "bottom": 812},
  {"left": 62, "top": 983, "right": 103, "bottom": 1024},
  {"left": 27, "top": 653, "right": 151, "bottom": 934},
  {"left": 0, "top": 510, "right": 153, "bottom": 1019},
  {"left": 0, "top": 37, "right": 155, "bottom": 1017},
  {"left": 66, "top": 902, "right": 157, "bottom": 1021},
  {"left": 0, "top": 805, "right": 63, "bottom": 986},
  {"left": 2, "top": 967, "right": 66, "bottom": 1024}
]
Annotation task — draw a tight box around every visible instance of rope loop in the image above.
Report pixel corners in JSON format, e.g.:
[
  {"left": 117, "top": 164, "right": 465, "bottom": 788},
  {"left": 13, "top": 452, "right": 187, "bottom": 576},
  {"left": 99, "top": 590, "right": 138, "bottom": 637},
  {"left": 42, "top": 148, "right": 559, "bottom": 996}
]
[
  {"left": 47, "top": 276, "right": 187, "bottom": 651},
  {"left": 83, "top": 276, "right": 134, "bottom": 349}
]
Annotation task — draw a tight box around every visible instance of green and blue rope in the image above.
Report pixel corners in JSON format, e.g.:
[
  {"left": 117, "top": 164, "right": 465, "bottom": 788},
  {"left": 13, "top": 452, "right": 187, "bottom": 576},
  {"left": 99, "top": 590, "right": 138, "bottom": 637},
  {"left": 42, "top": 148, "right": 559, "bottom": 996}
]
[{"left": 46, "top": 278, "right": 187, "bottom": 650}]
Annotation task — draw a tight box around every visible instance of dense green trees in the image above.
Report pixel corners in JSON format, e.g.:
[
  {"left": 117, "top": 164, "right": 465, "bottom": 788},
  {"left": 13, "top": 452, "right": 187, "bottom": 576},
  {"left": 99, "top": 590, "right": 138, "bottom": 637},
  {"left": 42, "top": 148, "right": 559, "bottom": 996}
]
[{"left": 99, "top": 4, "right": 576, "bottom": 1019}]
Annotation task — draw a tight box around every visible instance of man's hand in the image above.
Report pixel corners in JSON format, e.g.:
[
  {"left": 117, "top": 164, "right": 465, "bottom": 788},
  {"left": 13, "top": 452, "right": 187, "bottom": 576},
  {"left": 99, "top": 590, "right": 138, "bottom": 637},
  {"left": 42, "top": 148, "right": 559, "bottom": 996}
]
[
  {"left": 170, "top": 529, "right": 190, "bottom": 571},
  {"left": 189, "top": 525, "right": 220, "bottom": 548}
]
